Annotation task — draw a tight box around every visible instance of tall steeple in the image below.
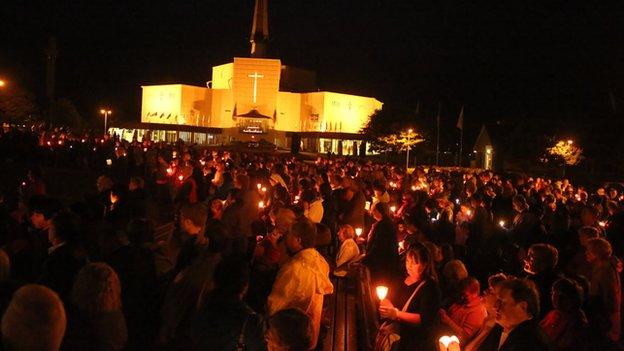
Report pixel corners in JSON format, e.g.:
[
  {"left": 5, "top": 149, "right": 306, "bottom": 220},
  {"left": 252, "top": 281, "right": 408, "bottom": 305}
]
[{"left": 250, "top": 0, "right": 269, "bottom": 58}]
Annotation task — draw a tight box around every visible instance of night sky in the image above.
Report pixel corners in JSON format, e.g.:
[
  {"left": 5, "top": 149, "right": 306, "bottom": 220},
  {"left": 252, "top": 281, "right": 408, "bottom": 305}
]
[{"left": 1, "top": 1, "right": 622, "bottom": 140}]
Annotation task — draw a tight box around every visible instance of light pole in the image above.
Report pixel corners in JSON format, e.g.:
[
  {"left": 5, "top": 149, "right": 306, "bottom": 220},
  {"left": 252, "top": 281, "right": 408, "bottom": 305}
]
[
  {"left": 100, "top": 109, "right": 112, "bottom": 134},
  {"left": 406, "top": 128, "right": 413, "bottom": 170}
]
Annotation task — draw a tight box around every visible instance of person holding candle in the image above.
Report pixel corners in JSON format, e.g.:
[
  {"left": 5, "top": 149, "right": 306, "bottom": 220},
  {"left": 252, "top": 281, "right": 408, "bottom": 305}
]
[
  {"left": 378, "top": 242, "right": 441, "bottom": 351},
  {"left": 464, "top": 273, "right": 507, "bottom": 351},
  {"left": 439, "top": 277, "right": 487, "bottom": 343}
]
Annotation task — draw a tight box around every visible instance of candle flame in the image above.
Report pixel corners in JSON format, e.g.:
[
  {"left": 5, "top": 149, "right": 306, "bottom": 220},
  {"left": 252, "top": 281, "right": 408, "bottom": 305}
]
[{"left": 376, "top": 286, "right": 388, "bottom": 300}]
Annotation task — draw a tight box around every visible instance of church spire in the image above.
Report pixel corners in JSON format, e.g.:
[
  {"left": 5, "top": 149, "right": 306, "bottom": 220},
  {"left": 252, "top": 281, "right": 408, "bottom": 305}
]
[{"left": 250, "top": 0, "right": 269, "bottom": 58}]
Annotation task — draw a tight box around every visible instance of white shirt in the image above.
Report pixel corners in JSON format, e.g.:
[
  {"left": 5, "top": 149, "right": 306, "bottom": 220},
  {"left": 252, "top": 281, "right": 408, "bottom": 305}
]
[
  {"left": 334, "top": 239, "right": 360, "bottom": 277},
  {"left": 304, "top": 199, "right": 324, "bottom": 223}
]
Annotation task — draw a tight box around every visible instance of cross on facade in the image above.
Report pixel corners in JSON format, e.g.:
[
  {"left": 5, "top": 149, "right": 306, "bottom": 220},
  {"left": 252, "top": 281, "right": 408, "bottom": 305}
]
[{"left": 248, "top": 72, "right": 264, "bottom": 103}]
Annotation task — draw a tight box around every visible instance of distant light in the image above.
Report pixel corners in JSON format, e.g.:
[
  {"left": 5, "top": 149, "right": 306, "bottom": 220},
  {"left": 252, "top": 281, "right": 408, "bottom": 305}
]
[{"left": 567, "top": 139, "right": 573, "bottom": 145}]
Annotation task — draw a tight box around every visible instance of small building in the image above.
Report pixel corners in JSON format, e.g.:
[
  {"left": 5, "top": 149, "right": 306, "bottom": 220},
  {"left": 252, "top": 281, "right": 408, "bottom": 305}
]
[{"left": 473, "top": 125, "right": 495, "bottom": 170}]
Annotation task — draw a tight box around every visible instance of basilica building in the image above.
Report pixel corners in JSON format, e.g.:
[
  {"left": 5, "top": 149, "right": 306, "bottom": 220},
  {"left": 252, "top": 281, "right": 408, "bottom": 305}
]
[{"left": 111, "top": 0, "right": 382, "bottom": 155}]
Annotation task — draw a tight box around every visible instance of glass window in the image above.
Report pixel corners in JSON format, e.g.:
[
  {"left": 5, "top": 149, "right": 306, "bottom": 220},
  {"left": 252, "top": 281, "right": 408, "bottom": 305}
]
[{"left": 194, "top": 133, "right": 206, "bottom": 145}]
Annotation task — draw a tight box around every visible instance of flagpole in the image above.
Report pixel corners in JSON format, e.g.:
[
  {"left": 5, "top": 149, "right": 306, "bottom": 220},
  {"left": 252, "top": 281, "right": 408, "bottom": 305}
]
[
  {"left": 459, "top": 127, "right": 463, "bottom": 167},
  {"left": 457, "top": 105, "right": 464, "bottom": 167},
  {"left": 436, "top": 102, "right": 440, "bottom": 166}
]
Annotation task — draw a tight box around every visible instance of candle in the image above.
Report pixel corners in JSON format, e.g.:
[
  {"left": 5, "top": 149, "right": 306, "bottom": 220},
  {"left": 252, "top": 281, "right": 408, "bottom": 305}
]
[
  {"left": 455, "top": 198, "right": 460, "bottom": 205},
  {"left": 166, "top": 167, "right": 174, "bottom": 175},
  {"left": 390, "top": 205, "right": 397, "bottom": 213},
  {"left": 599, "top": 221, "right": 606, "bottom": 228},
  {"left": 466, "top": 209, "right": 472, "bottom": 216},
  {"left": 398, "top": 241, "right": 405, "bottom": 252},
  {"left": 257, "top": 183, "right": 262, "bottom": 190},
  {"left": 438, "top": 335, "right": 460, "bottom": 351},
  {"left": 411, "top": 185, "right": 417, "bottom": 191},
  {"left": 365, "top": 201, "right": 371, "bottom": 210},
  {"left": 106, "top": 159, "right": 112, "bottom": 166},
  {"left": 178, "top": 175, "right": 184, "bottom": 181},
  {"left": 258, "top": 201, "right": 265, "bottom": 209},
  {"left": 376, "top": 286, "right": 388, "bottom": 301},
  {"left": 294, "top": 195, "right": 300, "bottom": 204},
  {"left": 355, "top": 228, "right": 363, "bottom": 237},
  {"left": 261, "top": 187, "right": 267, "bottom": 193},
  {"left": 499, "top": 220, "right": 506, "bottom": 228}
]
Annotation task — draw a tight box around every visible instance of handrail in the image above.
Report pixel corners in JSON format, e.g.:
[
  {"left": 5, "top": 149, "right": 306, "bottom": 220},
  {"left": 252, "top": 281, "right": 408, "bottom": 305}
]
[{"left": 356, "top": 265, "right": 379, "bottom": 351}]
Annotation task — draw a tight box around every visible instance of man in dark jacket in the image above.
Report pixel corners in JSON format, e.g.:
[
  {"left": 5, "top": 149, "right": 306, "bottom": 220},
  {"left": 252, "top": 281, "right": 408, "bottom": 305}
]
[
  {"left": 38, "top": 211, "right": 88, "bottom": 302},
  {"left": 491, "top": 278, "right": 550, "bottom": 351}
]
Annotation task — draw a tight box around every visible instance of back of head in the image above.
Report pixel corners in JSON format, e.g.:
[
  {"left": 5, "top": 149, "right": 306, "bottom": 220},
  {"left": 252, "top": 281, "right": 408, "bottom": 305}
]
[
  {"left": 528, "top": 243, "right": 559, "bottom": 272},
  {"left": 28, "top": 196, "right": 62, "bottom": 221},
  {"left": 268, "top": 308, "right": 313, "bottom": 351},
  {"left": 290, "top": 217, "right": 317, "bottom": 249},
  {"left": 443, "top": 259, "right": 468, "bottom": 282},
  {"left": 274, "top": 208, "right": 296, "bottom": 233},
  {"left": 72, "top": 263, "right": 122, "bottom": 314},
  {"left": 2, "top": 285, "right": 66, "bottom": 351},
  {"left": 587, "top": 237, "right": 613, "bottom": 260},
  {"left": 460, "top": 276, "right": 481, "bottom": 296}
]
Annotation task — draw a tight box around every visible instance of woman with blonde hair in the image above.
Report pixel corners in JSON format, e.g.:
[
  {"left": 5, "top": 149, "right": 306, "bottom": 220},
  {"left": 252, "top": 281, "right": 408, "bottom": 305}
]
[{"left": 64, "top": 262, "right": 127, "bottom": 351}]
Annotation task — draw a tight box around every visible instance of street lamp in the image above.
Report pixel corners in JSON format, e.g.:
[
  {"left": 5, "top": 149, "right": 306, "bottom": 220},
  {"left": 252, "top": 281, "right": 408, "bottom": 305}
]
[
  {"left": 406, "top": 128, "right": 413, "bottom": 170},
  {"left": 100, "top": 109, "right": 112, "bottom": 134}
]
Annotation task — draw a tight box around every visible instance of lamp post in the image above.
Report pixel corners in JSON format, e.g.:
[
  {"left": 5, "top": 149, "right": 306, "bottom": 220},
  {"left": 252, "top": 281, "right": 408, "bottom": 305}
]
[
  {"left": 406, "top": 129, "right": 413, "bottom": 170},
  {"left": 100, "top": 109, "right": 112, "bottom": 134}
]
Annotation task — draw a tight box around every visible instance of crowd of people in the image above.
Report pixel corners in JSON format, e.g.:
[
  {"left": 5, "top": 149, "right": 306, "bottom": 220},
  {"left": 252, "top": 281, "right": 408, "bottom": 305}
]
[{"left": 0, "top": 125, "right": 624, "bottom": 351}]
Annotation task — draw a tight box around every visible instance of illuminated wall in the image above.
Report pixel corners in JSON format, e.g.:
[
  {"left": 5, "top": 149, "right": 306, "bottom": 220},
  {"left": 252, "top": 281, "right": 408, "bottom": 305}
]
[
  {"left": 180, "top": 85, "right": 210, "bottom": 126},
  {"left": 320, "top": 92, "right": 382, "bottom": 133},
  {"left": 141, "top": 85, "right": 182, "bottom": 124},
  {"left": 232, "top": 58, "right": 281, "bottom": 122},
  {"left": 141, "top": 84, "right": 210, "bottom": 126},
  {"left": 208, "top": 88, "right": 234, "bottom": 129},
  {"left": 212, "top": 63, "right": 233, "bottom": 89},
  {"left": 300, "top": 92, "right": 325, "bottom": 131},
  {"left": 299, "top": 92, "right": 381, "bottom": 133},
  {"left": 275, "top": 92, "right": 301, "bottom": 131}
]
